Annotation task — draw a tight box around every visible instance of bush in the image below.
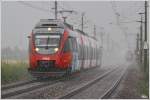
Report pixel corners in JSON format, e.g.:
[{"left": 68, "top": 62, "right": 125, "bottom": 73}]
[{"left": 1, "top": 60, "right": 32, "bottom": 84}]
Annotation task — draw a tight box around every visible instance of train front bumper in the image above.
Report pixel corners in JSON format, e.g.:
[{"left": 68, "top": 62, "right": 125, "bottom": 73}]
[{"left": 28, "top": 69, "right": 66, "bottom": 77}]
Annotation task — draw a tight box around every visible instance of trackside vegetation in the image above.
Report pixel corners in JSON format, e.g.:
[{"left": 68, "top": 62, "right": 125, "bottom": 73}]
[
  {"left": 138, "top": 62, "right": 149, "bottom": 98},
  {"left": 1, "top": 60, "right": 32, "bottom": 84}
]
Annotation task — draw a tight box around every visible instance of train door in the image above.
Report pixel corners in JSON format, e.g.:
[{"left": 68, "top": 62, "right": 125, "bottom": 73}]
[
  {"left": 81, "top": 36, "right": 85, "bottom": 70},
  {"left": 70, "top": 37, "right": 79, "bottom": 72}
]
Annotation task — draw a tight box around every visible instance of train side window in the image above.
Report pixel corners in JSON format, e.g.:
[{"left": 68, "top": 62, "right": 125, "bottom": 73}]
[
  {"left": 84, "top": 46, "right": 87, "bottom": 60},
  {"left": 84, "top": 46, "right": 86, "bottom": 60},
  {"left": 87, "top": 46, "right": 89, "bottom": 60},
  {"left": 89, "top": 46, "right": 92, "bottom": 60},
  {"left": 78, "top": 44, "right": 82, "bottom": 60},
  {"left": 87, "top": 46, "right": 88, "bottom": 60},
  {"left": 95, "top": 48, "right": 96, "bottom": 59},
  {"left": 93, "top": 48, "right": 94, "bottom": 60},
  {"left": 94, "top": 48, "right": 96, "bottom": 59},
  {"left": 89, "top": 46, "right": 91, "bottom": 60},
  {"left": 82, "top": 45, "right": 84, "bottom": 60},
  {"left": 91, "top": 47, "right": 93, "bottom": 60},
  {"left": 78, "top": 45, "right": 80, "bottom": 59},
  {"left": 86, "top": 46, "right": 88, "bottom": 60},
  {"left": 96, "top": 48, "right": 98, "bottom": 60},
  {"left": 82, "top": 45, "right": 85, "bottom": 60},
  {"left": 94, "top": 48, "right": 95, "bottom": 60},
  {"left": 95, "top": 47, "right": 97, "bottom": 59},
  {"left": 96, "top": 48, "right": 97, "bottom": 60},
  {"left": 97, "top": 48, "right": 99, "bottom": 60},
  {"left": 72, "top": 38, "right": 77, "bottom": 52}
]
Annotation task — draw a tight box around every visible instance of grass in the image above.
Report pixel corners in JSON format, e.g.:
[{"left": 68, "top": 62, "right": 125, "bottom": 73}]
[
  {"left": 1, "top": 60, "right": 33, "bottom": 85},
  {"left": 138, "top": 62, "right": 149, "bottom": 98}
]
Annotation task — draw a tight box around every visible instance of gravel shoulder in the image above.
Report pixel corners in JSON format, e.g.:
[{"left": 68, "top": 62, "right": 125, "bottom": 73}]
[
  {"left": 110, "top": 60, "right": 147, "bottom": 99},
  {"left": 9, "top": 66, "right": 111, "bottom": 99}
]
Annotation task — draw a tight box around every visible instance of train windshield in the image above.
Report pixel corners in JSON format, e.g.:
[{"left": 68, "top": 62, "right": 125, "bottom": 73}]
[{"left": 34, "top": 34, "right": 60, "bottom": 54}]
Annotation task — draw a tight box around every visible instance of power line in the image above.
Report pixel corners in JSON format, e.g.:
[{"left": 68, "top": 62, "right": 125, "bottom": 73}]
[
  {"left": 55, "top": 1, "right": 57, "bottom": 19},
  {"left": 110, "top": 1, "right": 131, "bottom": 49},
  {"left": 18, "top": 1, "right": 53, "bottom": 13}
]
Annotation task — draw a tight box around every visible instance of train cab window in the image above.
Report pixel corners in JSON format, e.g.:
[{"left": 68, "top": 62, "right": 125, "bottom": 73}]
[{"left": 34, "top": 34, "right": 61, "bottom": 54}]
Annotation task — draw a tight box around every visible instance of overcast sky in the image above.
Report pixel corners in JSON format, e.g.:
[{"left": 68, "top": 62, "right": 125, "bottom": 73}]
[{"left": 2, "top": 1, "right": 144, "bottom": 51}]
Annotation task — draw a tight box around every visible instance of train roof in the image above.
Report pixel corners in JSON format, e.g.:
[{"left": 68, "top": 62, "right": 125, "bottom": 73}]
[
  {"left": 75, "top": 29, "right": 97, "bottom": 41},
  {"left": 34, "top": 19, "right": 73, "bottom": 30},
  {"left": 33, "top": 19, "right": 98, "bottom": 41},
  {"left": 33, "top": 19, "right": 74, "bottom": 34},
  {"left": 35, "top": 19, "right": 64, "bottom": 28}
]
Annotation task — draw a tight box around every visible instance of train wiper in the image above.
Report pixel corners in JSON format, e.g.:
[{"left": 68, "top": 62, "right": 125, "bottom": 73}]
[{"left": 45, "top": 36, "right": 50, "bottom": 49}]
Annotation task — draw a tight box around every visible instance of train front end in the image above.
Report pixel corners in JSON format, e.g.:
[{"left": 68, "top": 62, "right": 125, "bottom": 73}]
[{"left": 28, "top": 19, "right": 72, "bottom": 77}]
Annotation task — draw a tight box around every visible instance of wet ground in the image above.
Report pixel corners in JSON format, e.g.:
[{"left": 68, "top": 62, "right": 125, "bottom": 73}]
[{"left": 110, "top": 59, "right": 146, "bottom": 99}]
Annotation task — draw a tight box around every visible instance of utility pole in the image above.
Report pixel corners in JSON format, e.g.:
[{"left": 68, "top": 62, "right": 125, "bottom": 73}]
[
  {"left": 138, "top": 12, "right": 144, "bottom": 63},
  {"left": 101, "top": 32, "right": 104, "bottom": 47},
  {"left": 54, "top": 1, "right": 57, "bottom": 19},
  {"left": 94, "top": 25, "right": 96, "bottom": 38},
  {"left": 136, "top": 33, "right": 140, "bottom": 61},
  {"left": 144, "top": 1, "right": 148, "bottom": 71},
  {"left": 136, "top": 33, "right": 139, "bottom": 52},
  {"left": 52, "top": 0, "right": 58, "bottom": 19},
  {"left": 99, "top": 27, "right": 105, "bottom": 54},
  {"left": 58, "top": 10, "right": 75, "bottom": 23},
  {"left": 107, "top": 33, "right": 110, "bottom": 52},
  {"left": 144, "top": 1, "right": 147, "bottom": 41},
  {"left": 81, "top": 12, "right": 85, "bottom": 31}
]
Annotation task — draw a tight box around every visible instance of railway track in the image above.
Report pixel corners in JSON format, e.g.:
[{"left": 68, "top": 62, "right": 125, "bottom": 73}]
[
  {"left": 1, "top": 78, "right": 61, "bottom": 98},
  {"left": 1, "top": 67, "right": 102, "bottom": 99},
  {"left": 100, "top": 67, "right": 126, "bottom": 99},
  {"left": 1, "top": 80, "right": 36, "bottom": 90},
  {"left": 57, "top": 67, "right": 126, "bottom": 99},
  {"left": 2, "top": 66, "right": 125, "bottom": 99}
]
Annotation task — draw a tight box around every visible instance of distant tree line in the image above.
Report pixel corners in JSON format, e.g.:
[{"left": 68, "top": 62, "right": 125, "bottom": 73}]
[{"left": 1, "top": 46, "right": 28, "bottom": 60}]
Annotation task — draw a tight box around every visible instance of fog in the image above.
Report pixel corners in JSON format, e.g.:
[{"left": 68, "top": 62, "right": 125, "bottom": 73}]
[{"left": 1, "top": 1, "right": 144, "bottom": 66}]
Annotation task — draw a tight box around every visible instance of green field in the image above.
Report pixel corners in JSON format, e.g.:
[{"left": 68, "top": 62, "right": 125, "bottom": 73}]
[
  {"left": 1, "top": 60, "right": 32, "bottom": 84},
  {"left": 138, "top": 63, "right": 149, "bottom": 98}
]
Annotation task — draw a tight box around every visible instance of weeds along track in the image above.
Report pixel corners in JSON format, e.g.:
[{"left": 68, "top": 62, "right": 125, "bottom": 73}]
[{"left": 1, "top": 78, "right": 61, "bottom": 98}]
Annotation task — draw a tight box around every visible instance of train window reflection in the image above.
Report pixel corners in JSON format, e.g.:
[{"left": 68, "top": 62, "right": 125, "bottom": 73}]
[{"left": 34, "top": 35, "right": 61, "bottom": 54}]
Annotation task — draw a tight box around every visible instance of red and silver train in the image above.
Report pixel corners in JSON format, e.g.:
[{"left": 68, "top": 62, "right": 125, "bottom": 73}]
[{"left": 28, "top": 19, "right": 102, "bottom": 77}]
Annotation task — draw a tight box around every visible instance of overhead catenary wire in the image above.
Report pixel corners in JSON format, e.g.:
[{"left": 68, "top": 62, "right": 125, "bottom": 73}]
[
  {"left": 17, "top": 1, "right": 53, "bottom": 13},
  {"left": 111, "top": 1, "right": 144, "bottom": 23},
  {"left": 110, "top": 1, "right": 130, "bottom": 49}
]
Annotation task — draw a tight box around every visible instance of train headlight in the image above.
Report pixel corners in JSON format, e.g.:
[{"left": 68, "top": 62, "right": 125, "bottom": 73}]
[
  {"left": 54, "top": 48, "right": 58, "bottom": 52},
  {"left": 35, "top": 48, "right": 39, "bottom": 52},
  {"left": 48, "top": 27, "right": 52, "bottom": 31}
]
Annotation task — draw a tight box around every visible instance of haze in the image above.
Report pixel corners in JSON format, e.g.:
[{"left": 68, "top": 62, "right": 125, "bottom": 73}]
[{"left": 1, "top": 1, "right": 144, "bottom": 65}]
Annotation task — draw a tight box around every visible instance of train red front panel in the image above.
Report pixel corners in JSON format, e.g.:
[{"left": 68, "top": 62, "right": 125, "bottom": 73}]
[{"left": 29, "top": 29, "right": 73, "bottom": 70}]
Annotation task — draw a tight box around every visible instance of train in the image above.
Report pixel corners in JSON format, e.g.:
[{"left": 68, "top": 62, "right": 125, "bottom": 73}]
[{"left": 28, "top": 19, "right": 102, "bottom": 78}]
